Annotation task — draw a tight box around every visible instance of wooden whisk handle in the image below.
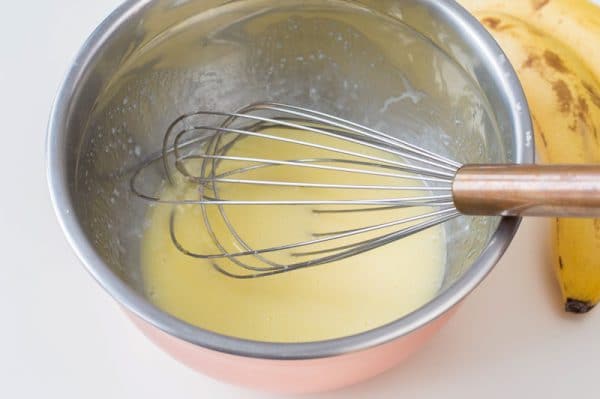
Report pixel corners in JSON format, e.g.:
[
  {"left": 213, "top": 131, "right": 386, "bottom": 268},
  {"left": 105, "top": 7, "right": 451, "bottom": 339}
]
[{"left": 452, "top": 164, "right": 600, "bottom": 217}]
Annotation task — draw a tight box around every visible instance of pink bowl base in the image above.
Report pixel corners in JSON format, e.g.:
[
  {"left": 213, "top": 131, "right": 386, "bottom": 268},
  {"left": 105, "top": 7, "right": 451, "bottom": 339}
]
[{"left": 127, "top": 309, "right": 454, "bottom": 394}]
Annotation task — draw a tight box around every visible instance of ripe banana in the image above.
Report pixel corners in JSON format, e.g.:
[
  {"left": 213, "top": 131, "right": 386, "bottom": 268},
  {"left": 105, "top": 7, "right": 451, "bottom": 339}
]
[
  {"left": 458, "top": 0, "right": 600, "bottom": 78},
  {"left": 456, "top": 3, "right": 600, "bottom": 312}
]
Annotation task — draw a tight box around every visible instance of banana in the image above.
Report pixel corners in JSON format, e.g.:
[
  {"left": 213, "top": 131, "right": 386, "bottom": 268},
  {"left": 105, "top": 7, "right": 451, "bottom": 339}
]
[
  {"left": 455, "top": 5, "right": 600, "bottom": 312},
  {"left": 458, "top": 0, "right": 600, "bottom": 78}
]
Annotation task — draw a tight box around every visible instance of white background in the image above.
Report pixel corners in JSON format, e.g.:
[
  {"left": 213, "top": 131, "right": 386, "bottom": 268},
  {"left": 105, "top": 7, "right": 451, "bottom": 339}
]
[{"left": 2, "top": 1, "right": 600, "bottom": 398}]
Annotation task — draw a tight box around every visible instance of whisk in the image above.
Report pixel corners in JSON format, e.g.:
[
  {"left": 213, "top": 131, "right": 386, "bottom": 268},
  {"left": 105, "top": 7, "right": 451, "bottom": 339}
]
[{"left": 131, "top": 102, "right": 600, "bottom": 278}]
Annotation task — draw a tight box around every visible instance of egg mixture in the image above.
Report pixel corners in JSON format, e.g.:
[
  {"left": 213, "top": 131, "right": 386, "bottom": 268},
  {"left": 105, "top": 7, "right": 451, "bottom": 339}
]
[{"left": 141, "top": 127, "right": 446, "bottom": 342}]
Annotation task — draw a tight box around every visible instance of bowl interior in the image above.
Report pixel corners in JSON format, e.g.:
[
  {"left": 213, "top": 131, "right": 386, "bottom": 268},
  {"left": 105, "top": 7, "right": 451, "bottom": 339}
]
[{"left": 53, "top": 0, "right": 529, "bottom": 350}]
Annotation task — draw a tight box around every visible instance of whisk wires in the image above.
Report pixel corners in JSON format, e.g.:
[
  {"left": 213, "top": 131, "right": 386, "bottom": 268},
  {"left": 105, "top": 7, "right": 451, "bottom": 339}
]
[{"left": 131, "top": 102, "right": 461, "bottom": 278}]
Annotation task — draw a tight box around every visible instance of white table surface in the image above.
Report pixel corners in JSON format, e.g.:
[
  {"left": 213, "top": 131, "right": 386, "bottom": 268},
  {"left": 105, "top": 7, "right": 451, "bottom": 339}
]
[{"left": 3, "top": 1, "right": 600, "bottom": 398}]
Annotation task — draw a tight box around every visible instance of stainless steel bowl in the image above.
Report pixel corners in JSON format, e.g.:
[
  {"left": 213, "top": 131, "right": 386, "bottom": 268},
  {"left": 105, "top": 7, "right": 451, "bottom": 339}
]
[{"left": 47, "top": 0, "right": 533, "bottom": 392}]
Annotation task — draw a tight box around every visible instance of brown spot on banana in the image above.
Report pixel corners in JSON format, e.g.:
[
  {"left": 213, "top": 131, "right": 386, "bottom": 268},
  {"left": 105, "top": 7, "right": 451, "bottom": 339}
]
[
  {"left": 578, "top": 97, "right": 589, "bottom": 115},
  {"left": 481, "top": 17, "right": 500, "bottom": 29},
  {"left": 531, "top": 114, "right": 549, "bottom": 151},
  {"left": 583, "top": 81, "right": 600, "bottom": 109},
  {"left": 558, "top": 256, "right": 564, "bottom": 270},
  {"left": 522, "top": 54, "right": 540, "bottom": 69},
  {"left": 531, "top": 0, "right": 550, "bottom": 11},
  {"left": 481, "top": 17, "right": 514, "bottom": 31},
  {"left": 552, "top": 80, "right": 573, "bottom": 114},
  {"left": 543, "top": 50, "right": 570, "bottom": 74}
]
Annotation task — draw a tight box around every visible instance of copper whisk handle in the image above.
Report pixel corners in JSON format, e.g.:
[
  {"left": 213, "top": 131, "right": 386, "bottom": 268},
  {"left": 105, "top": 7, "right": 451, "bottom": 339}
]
[{"left": 453, "top": 164, "right": 600, "bottom": 217}]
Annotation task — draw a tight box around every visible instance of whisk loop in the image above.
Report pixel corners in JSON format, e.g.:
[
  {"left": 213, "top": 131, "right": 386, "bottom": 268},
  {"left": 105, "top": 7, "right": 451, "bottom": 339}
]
[{"left": 131, "top": 102, "right": 461, "bottom": 278}]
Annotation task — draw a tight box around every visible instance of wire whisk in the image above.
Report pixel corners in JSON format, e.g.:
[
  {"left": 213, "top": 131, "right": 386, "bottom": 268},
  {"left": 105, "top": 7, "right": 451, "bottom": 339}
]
[{"left": 131, "top": 102, "right": 600, "bottom": 278}]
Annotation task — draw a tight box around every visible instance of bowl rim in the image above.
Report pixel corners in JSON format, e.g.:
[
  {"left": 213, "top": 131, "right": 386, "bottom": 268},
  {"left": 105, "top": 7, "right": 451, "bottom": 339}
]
[{"left": 46, "top": 0, "right": 534, "bottom": 360}]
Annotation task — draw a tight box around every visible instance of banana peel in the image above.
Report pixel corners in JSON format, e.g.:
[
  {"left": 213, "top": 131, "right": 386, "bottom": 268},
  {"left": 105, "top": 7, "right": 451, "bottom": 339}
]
[
  {"left": 459, "top": 0, "right": 600, "bottom": 78},
  {"left": 456, "top": 3, "right": 600, "bottom": 313}
]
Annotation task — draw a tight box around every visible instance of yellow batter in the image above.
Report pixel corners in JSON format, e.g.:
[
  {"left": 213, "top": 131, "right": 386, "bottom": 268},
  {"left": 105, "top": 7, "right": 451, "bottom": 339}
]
[{"left": 141, "top": 127, "right": 446, "bottom": 342}]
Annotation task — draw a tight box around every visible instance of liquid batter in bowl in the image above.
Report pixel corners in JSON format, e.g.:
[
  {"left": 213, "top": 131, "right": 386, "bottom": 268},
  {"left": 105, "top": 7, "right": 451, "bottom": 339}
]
[{"left": 141, "top": 127, "right": 447, "bottom": 342}]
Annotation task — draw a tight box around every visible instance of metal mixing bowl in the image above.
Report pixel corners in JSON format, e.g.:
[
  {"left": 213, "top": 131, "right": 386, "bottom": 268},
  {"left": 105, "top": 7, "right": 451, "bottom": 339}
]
[{"left": 47, "top": 0, "right": 533, "bottom": 393}]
